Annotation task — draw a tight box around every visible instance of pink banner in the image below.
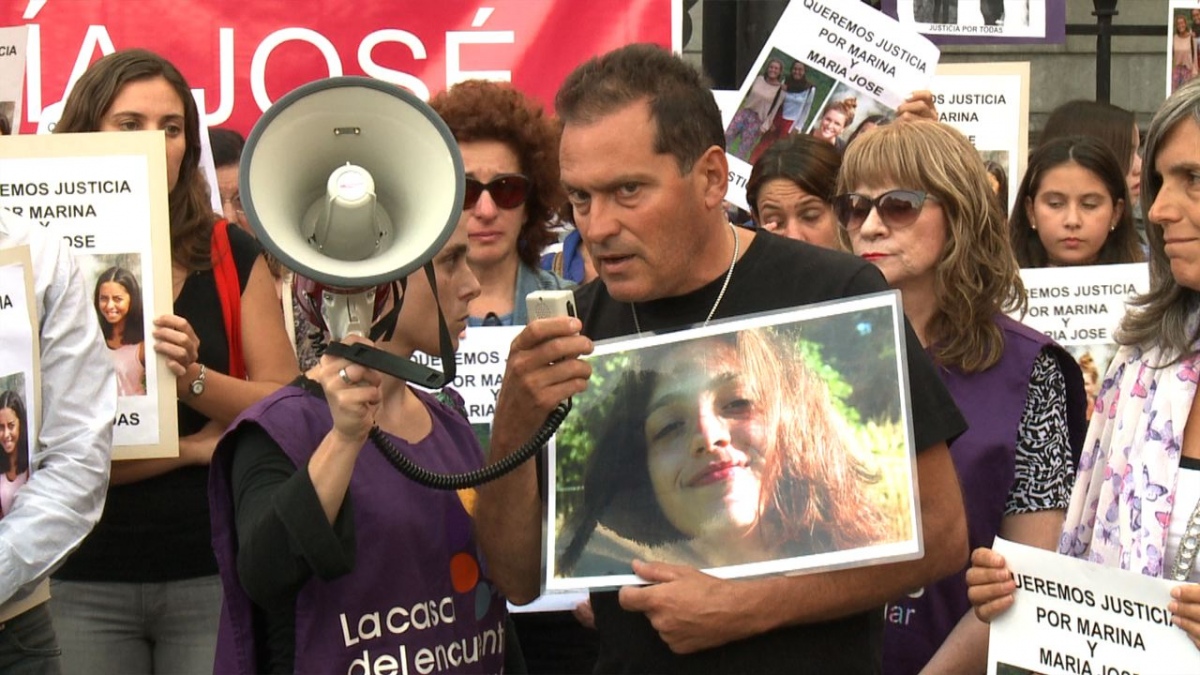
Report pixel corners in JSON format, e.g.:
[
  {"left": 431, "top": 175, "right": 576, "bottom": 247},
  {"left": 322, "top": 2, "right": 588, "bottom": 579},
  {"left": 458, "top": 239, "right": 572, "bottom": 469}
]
[{"left": 5, "top": 0, "right": 676, "bottom": 134}]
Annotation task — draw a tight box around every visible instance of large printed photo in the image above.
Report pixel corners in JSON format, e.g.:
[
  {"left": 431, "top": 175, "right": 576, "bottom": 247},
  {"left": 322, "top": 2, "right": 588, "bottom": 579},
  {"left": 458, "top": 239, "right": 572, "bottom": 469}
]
[{"left": 546, "top": 294, "right": 922, "bottom": 591}]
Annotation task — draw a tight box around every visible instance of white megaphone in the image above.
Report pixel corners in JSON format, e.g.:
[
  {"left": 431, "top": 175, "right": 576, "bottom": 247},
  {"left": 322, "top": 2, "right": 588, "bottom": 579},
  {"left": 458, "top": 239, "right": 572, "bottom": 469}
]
[{"left": 239, "top": 76, "right": 463, "bottom": 347}]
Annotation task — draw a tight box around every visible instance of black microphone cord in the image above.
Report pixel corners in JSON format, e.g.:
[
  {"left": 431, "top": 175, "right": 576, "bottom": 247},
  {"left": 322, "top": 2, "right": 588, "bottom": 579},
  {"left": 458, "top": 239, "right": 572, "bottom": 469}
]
[{"left": 368, "top": 398, "right": 571, "bottom": 490}]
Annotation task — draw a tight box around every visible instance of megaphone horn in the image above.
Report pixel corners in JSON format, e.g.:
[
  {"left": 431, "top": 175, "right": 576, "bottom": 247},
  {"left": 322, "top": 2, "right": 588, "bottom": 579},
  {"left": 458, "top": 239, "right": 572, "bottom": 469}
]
[{"left": 240, "top": 76, "right": 464, "bottom": 295}]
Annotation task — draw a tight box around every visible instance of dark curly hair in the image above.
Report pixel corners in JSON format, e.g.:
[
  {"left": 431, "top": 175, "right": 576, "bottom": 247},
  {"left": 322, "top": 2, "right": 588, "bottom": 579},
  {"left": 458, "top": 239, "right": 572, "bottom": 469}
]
[{"left": 430, "top": 80, "right": 563, "bottom": 269}]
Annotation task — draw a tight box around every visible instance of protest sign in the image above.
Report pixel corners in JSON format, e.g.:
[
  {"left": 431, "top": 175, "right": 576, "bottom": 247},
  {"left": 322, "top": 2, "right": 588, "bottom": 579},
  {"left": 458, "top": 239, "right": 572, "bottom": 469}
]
[
  {"left": 0, "top": 25, "right": 26, "bottom": 134},
  {"left": 0, "top": 246, "right": 40, "bottom": 518},
  {"left": 1016, "top": 264, "right": 1149, "bottom": 419},
  {"left": 932, "top": 61, "right": 1028, "bottom": 213},
  {"left": 723, "top": 1, "right": 939, "bottom": 210},
  {"left": 884, "top": 0, "right": 1058, "bottom": 42},
  {"left": 3, "top": 0, "right": 677, "bottom": 134},
  {"left": 546, "top": 291, "right": 921, "bottom": 591},
  {"left": 1168, "top": 2, "right": 1200, "bottom": 97},
  {"left": 0, "top": 131, "right": 177, "bottom": 458},
  {"left": 988, "top": 537, "right": 1200, "bottom": 675}
]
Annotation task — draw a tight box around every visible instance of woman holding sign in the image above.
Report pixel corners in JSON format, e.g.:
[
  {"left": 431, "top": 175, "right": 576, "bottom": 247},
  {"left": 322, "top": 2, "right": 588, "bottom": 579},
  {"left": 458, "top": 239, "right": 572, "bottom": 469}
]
[
  {"left": 1009, "top": 136, "right": 1144, "bottom": 268},
  {"left": 838, "top": 120, "right": 1089, "bottom": 674},
  {"left": 47, "top": 49, "right": 298, "bottom": 674},
  {"left": 967, "top": 73, "right": 1200, "bottom": 655},
  {"left": 94, "top": 266, "right": 147, "bottom": 396},
  {"left": 0, "top": 389, "right": 30, "bottom": 516}
]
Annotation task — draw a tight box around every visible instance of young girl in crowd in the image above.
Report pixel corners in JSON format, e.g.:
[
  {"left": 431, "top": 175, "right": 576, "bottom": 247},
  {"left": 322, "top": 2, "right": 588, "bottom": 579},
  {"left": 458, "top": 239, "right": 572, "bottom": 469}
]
[
  {"left": 48, "top": 49, "right": 297, "bottom": 673},
  {"left": 94, "top": 266, "right": 146, "bottom": 396},
  {"left": 967, "top": 74, "right": 1200, "bottom": 656},
  {"left": 1040, "top": 99, "right": 1142, "bottom": 203},
  {"left": 1009, "top": 136, "right": 1144, "bottom": 268}
]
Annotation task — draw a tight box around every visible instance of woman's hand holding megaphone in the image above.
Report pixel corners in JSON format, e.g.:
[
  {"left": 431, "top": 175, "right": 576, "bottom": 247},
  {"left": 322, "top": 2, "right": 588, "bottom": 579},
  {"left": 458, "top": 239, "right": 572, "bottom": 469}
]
[{"left": 310, "top": 335, "right": 383, "bottom": 446}]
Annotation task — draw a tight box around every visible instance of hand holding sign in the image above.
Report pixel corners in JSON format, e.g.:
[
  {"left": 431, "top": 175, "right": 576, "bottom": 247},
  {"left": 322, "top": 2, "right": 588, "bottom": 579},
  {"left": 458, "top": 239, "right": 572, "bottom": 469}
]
[{"left": 966, "top": 546, "right": 1017, "bottom": 622}]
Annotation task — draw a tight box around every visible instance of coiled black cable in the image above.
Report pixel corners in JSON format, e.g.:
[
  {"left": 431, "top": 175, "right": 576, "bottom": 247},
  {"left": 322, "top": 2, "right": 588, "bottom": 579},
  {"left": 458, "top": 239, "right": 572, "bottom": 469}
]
[{"left": 368, "top": 398, "right": 572, "bottom": 490}]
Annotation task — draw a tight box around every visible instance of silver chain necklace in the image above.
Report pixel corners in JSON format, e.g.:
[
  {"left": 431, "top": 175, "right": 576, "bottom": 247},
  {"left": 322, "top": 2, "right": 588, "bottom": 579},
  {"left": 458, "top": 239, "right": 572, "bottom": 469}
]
[{"left": 631, "top": 221, "right": 739, "bottom": 336}]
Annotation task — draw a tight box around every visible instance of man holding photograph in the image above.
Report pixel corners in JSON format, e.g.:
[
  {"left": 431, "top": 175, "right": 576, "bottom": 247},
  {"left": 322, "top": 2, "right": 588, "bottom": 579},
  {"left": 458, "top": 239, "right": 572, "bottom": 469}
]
[{"left": 477, "top": 44, "right": 968, "bottom": 672}]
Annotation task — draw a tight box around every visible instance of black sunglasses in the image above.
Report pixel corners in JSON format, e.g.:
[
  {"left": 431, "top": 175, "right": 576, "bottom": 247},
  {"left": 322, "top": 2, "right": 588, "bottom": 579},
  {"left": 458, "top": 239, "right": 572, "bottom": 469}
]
[
  {"left": 832, "top": 190, "right": 937, "bottom": 232},
  {"left": 464, "top": 174, "right": 532, "bottom": 210}
]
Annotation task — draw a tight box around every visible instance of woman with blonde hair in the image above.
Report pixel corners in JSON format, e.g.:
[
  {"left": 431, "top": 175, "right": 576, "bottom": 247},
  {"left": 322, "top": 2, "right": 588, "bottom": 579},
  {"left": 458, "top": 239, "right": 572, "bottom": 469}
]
[{"left": 838, "top": 120, "right": 1088, "bottom": 673}]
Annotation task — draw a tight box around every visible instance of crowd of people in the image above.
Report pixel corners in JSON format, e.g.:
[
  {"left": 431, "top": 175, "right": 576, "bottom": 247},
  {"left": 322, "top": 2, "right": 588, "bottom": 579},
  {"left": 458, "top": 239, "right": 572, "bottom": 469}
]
[{"left": 3, "top": 26, "right": 1200, "bottom": 675}]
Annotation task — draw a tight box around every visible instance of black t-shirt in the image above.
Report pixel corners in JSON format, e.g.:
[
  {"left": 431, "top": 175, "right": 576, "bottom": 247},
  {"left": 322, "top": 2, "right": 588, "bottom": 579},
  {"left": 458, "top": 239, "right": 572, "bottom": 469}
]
[
  {"left": 578, "top": 232, "right": 966, "bottom": 674},
  {"left": 56, "top": 222, "right": 261, "bottom": 583}
]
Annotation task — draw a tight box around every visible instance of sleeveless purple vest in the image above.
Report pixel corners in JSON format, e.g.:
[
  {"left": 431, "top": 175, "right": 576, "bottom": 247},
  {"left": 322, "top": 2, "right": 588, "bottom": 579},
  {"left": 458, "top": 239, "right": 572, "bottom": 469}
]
[
  {"left": 209, "top": 385, "right": 507, "bottom": 674},
  {"left": 882, "top": 315, "right": 1086, "bottom": 674}
]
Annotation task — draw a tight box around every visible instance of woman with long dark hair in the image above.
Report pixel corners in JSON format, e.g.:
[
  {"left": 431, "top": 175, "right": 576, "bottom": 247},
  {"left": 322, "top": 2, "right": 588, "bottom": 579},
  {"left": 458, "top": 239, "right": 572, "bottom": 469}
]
[
  {"left": 48, "top": 49, "right": 298, "bottom": 673},
  {"left": 1009, "top": 136, "right": 1144, "bottom": 268},
  {"left": 94, "top": 266, "right": 146, "bottom": 396},
  {"left": 0, "top": 390, "right": 30, "bottom": 516}
]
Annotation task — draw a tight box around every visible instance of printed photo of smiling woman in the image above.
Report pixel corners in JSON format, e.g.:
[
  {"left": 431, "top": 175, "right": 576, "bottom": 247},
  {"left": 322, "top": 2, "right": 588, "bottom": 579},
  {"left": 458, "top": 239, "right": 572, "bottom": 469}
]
[{"left": 554, "top": 324, "right": 906, "bottom": 582}]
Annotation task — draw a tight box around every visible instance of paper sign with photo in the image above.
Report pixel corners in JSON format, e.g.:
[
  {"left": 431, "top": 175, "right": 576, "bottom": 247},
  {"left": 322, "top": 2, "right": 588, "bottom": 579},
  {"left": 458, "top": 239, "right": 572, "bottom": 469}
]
[
  {"left": 889, "top": 0, "right": 1047, "bottom": 40},
  {"left": 546, "top": 291, "right": 921, "bottom": 592},
  {"left": 724, "top": 1, "right": 939, "bottom": 210},
  {"left": 0, "top": 25, "right": 26, "bottom": 135},
  {"left": 1015, "top": 264, "right": 1149, "bottom": 422},
  {"left": 1167, "top": 1, "right": 1200, "bottom": 97},
  {"left": 931, "top": 62, "right": 1029, "bottom": 215},
  {"left": 987, "top": 538, "right": 1200, "bottom": 675},
  {"left": 0, "top": 131, "right": 178, "bottom": 458},
  {"left": 0, "top": 246, "right": 41, "bottom": 518}
]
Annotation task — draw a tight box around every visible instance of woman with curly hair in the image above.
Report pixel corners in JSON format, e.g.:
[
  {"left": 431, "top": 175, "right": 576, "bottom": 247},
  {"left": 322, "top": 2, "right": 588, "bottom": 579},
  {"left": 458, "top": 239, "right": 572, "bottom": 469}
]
[
  {"left": 1009, "top": 136, "right": 1144, "bottom": 268},
  {"left": 558, "top": 328, "right": 893, "bottom": 576},
  {"left": 838, "top": 121, "right": 1088, "bottom": 674},
  {"left": 430, "top": 80, "right": 572, "bottom": 327}
]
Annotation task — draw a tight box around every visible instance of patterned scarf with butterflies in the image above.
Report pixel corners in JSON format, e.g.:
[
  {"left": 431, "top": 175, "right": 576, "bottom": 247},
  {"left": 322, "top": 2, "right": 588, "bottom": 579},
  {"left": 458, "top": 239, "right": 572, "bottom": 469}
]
[{"left": 1059, "top": 341, "right": 1200, "bottom": 577}]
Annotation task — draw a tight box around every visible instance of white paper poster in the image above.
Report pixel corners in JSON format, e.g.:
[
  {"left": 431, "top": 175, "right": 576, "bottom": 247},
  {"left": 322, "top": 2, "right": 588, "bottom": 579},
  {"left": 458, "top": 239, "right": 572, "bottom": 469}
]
[
  {"left": 1016, "top": 264, "right": 1149, "bottom": 418},
  {"left": 932, "top": 62, "right": 1029, "bottom": 213},
  {"left": 988, "top": 538, "right": 1200, "bottom": 675},
  {"left": 0, "top": 246, "right": 40, "bottom": 517},
  {"left": 723, "top": 1, "right": 939, "bottom": 210},
  {"left": 0, "top": 25, "right": 26, "bottom": 135},
  {"left": 0, "top": 131, "right": 178, "bottom": 459}
]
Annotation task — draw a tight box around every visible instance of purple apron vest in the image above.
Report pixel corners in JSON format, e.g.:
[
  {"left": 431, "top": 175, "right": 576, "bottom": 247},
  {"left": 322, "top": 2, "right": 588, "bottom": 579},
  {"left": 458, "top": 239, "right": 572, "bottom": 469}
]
[
  {"left": 210, "top": 385, "right": 507, "bottom": 674},
  {"left": 883, "top": 315, "right": 1086, "bottom": 674}
]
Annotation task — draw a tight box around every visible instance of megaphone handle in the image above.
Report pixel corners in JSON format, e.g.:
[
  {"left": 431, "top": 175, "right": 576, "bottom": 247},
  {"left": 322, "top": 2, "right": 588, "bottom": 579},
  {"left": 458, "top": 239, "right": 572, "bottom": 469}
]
[{"left": 324, "top": 341, "right": 451, "bottom": 389}]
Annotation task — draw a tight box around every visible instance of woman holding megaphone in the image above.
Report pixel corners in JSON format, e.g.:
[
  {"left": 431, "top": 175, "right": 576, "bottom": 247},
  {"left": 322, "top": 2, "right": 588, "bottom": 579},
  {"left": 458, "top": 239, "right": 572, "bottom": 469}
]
[
  {"left": 48, "top": 49, "right": 298, "bottom": 674},
  {"left": 203, "top": 198, "right": 535, "bottom": 673}
]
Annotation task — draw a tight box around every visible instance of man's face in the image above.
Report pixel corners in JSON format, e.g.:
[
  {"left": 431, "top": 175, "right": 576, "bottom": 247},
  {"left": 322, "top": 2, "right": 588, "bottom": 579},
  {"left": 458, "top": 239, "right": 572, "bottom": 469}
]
[{"left": 560, "top": 100, "right": 719, "bottom": 302}]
